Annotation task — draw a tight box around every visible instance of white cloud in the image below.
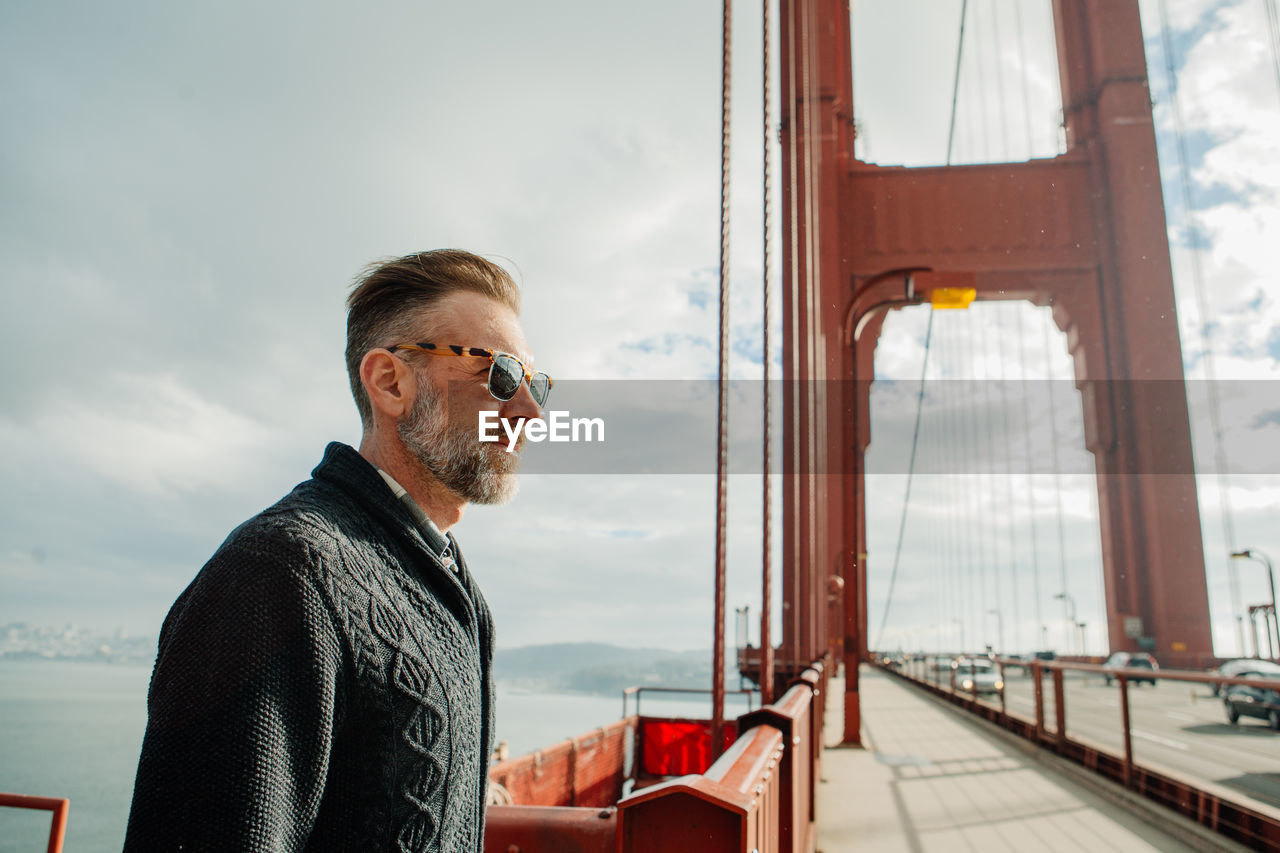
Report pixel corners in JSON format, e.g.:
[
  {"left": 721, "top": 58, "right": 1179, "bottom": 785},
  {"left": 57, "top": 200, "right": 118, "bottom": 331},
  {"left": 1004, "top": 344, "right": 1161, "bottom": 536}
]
[{"left": 29, "top": 373, "right": 273, "bottom": 497}]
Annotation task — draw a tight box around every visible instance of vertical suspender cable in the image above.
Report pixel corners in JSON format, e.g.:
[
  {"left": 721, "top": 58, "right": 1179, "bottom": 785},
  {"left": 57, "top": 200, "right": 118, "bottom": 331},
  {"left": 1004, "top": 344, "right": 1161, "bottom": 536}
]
[
  {"left": 946, "top": 0, "right": 970, "bottom": 165},
  {"left": 980, "top": 314, "right": 1002, "bottom": 648},
  {"left": 1264, "top": 0, "right": 1280, "bottom": 100},
  {"left": 1041, "top": 315, "right": 1073, "bottom": 651},
  {"left": 988, "top": 0, "right": 1010, "bottom": 161},
  {"left": 1017, "top": 306, "right": 1044, "bottom": 646},
  {"left": 711, "top": 0, "right": 732, "bottom": 759},
  {"left": 873, "top": 309, "right": 936, "bottom": 651},
  {"left": 996, "top": 304, "right": 1021, "bottom": 652},
  {"left": 1012, "top": 0, "right": 1035, "bottom": 157},
  {"left": 1157, "top": 0, "right": 1242, "bottom": 653},
  {"left": 963, "top": 311, "right": 989, "bottom": 638},
  {"left": 943, "top": 317, "right": 970, "bottom": 652},
  {"left": 972, "top": 0, "right": 991, "bottom": 159},
  {"left": 760, "top": 0, "right": 775, "bottom": 705}
]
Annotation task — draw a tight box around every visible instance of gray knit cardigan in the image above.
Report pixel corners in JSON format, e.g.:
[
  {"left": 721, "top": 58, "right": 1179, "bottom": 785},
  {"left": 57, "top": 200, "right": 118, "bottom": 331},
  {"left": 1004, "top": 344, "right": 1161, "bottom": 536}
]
[{"left": 123, "top": 442, "right": 496, "bottom": 852}]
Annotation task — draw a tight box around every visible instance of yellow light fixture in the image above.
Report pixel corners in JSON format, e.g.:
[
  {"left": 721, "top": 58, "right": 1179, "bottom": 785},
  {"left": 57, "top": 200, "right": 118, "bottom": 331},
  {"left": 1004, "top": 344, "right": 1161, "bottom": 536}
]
[{"left": 929, "top": 287, "right": 977, "bottom": 310}]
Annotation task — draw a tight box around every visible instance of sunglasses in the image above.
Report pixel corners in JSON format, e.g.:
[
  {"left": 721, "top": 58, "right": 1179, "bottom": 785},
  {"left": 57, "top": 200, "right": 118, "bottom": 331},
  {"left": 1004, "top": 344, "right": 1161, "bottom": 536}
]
[{"left": 387, "top": 342, "right": 552, "bottom": 406}]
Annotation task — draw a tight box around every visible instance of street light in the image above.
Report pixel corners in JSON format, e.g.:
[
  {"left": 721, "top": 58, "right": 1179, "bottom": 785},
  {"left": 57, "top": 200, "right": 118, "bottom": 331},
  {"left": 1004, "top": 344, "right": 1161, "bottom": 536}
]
[
  {"left": 1054, "top": 592, "right": 1078, "bottom": 654},
  {"left": 1232, "top": 550, "right": 1279, "bottom": 660},
  {"left": 988, "top": 609, "right": 1005, "bottom": 655}
]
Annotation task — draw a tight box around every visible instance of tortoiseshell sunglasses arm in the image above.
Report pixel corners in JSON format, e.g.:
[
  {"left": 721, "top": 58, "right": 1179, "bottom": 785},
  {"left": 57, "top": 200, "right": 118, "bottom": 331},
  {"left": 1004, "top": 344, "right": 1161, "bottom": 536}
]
[{"left": 387, "top": 342, "right": 551, "bottom": 386}]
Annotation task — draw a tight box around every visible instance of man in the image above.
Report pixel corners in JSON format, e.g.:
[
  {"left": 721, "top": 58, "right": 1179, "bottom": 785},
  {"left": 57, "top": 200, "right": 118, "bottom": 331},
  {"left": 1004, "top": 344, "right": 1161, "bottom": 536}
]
[{"left": 124, "top": 250, "right": 546, "bottom": 852}]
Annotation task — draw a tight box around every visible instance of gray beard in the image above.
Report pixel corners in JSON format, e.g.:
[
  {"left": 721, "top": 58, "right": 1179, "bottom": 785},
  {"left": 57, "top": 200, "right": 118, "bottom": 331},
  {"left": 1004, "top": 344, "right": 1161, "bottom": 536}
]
[{"left": 398, "top": 380, "right": 521, "bottom": 505}]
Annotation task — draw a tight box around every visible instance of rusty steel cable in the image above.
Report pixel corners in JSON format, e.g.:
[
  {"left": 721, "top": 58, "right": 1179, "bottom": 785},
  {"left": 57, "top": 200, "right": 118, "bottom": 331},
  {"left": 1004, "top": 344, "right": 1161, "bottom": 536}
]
[
  {"left": 760, "top": 0, "right": 775, "bottom": 705},
  {"left": 710, "top": 0, "right": 732, "bottom": 759}
]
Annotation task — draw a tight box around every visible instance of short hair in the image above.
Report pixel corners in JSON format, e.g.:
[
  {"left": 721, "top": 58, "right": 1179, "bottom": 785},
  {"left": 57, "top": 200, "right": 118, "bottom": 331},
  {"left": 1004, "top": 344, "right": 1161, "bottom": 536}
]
[{"left": 346, "top": 249, "right": 521, "bottom": 428}]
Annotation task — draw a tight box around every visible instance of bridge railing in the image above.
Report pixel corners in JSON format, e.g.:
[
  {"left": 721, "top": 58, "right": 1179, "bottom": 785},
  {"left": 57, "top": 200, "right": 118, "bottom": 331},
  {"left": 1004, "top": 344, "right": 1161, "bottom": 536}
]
[
  {"left": 0, "top": 793, "right": 69, "bottom": 853},
  {"left": 881, "top": 655, "right": 1280, "bottom": 852},
  {"left": 484, "top": 659, "right": 827, "bottom": 853}
]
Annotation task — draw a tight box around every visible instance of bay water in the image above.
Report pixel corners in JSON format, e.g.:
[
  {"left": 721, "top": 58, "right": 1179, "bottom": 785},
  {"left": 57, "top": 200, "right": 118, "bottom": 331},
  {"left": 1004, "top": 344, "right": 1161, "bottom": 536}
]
[{"left": 0, "top": 659, "right": 746, "bottom": 852}]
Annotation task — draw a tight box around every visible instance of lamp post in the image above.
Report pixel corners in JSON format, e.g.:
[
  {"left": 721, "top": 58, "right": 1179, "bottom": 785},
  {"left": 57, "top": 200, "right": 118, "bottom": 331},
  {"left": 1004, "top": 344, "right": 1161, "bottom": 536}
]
[
  {"left": 988, "top": 609, "right": 1005, "bottom": 655},
  {"left": 1232, "top": 550, "right": 1279, "bottom": 660},
  {"left": 1054, "top": 592, "right": 1078, "bottom": 654}
]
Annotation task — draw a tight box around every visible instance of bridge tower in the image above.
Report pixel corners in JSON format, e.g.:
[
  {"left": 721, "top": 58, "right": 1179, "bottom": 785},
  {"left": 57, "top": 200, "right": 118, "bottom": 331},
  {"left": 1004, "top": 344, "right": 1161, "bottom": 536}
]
[{"left": 774, "top": 0, "right": 1214, "bottom": 745}]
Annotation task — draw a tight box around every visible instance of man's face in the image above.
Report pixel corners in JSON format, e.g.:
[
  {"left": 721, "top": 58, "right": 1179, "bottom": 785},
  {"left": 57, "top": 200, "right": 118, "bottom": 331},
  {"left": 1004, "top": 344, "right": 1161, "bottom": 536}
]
[{"left": 396, "top": 291, "right": 541, "bottom": 505}]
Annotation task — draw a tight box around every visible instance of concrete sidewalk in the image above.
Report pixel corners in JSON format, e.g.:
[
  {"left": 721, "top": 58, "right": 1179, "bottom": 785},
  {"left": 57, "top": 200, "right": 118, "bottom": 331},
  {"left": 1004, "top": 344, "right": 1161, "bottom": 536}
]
[{"left": 816, "top": 667, "right": 1231, "bottom": 852}]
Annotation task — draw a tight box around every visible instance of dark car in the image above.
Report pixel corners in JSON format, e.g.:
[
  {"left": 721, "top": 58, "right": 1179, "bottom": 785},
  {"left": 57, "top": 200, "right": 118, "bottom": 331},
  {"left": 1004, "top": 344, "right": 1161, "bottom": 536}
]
[
  {"left": 1211, "top": 659, "right": 1280, "bottom": 697},
  {"left": 1224, "top": 670, "right": 1280, "bottom": 729},
  {"left": 1102, "top": 651, "right": 1158, "bottom": 686}
]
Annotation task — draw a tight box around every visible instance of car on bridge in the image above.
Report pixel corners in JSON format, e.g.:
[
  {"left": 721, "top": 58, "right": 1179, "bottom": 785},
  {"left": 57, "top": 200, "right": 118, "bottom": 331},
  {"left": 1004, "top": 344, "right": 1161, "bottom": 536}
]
[
  {"left": 1210, "top": 658, "right": 1280, "bottom": 697},
  {"left": 1223, "top": 670, "right": 1280, "bottom": 729},
  {"left": 1102, "top": 651, "right": 1158, "bottom": 686},
  {"left": 951, "top": 657, "right": 1004, "bottom": 695}
]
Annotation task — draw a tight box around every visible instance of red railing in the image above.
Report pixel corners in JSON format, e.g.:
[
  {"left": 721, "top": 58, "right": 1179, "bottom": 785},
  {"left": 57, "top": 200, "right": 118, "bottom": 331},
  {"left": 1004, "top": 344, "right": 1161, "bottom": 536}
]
[
  {"left": 488, "top": 717, "right": 635, "bottom": 808},
  {"left": 885, "top": 656, "right": 1280, "bottom": 851},
  {"left": 0, "top": 793, "right": 69, "bottom": 853},
  {"left": 484, "top": 659, "right": 828, "bottom": 853}
]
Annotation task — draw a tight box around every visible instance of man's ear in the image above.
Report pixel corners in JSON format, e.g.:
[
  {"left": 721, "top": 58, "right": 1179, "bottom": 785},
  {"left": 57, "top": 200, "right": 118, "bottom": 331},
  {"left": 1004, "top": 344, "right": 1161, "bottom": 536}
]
[{"left": 360, "top": 349, "right": 415, "bottom": 420}]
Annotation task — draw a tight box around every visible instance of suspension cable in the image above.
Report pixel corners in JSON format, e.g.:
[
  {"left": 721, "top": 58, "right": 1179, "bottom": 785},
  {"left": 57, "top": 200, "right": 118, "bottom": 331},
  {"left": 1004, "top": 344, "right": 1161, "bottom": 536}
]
[
  {"left": 941, "top": 313, "right": 970, "bottom": 652},
  {"left": 1013, "top": 0, "right": 1035, "bottom": 157},
  {"left": 1157, "top": 0, "right": 1243, "bottom": 653},
  {"left": 1016, "top": 305, "right": 1044, "bottom": 647},
  {"left": 948, "top": 316, "right": 975, "bottom": 653},
  {"left": 1041, "top": 312, "right": 1072, "bottom": 652},
  {"left": 710, "top": 0, "right": 732, "bottom": 759},
  {"left": 972, "top": 0, "right": 992, "bottom": 159},
  {"left": 760, "top": 0, "right": 775, "bottom": 704},
  {"left": 980, "top": 311, "right": 1002, "bottom": 649},
  {"left": 996, "top": 304, "right": 1021, "bottom": 652},
  {"left": 989, "top": 0, "right": 1010, "bottom": 160},
  {"left": 1265, "top": 0, "right": 1280, "bottom": 101},
  {"left": 962, "top": 309, "right": 990, "bottom": 641},
  {"left": 946, "top": 0, "right": 970, "bottom": 165},
  {"left": 874, "top": 309, "right": 937, "bottom": 651}
]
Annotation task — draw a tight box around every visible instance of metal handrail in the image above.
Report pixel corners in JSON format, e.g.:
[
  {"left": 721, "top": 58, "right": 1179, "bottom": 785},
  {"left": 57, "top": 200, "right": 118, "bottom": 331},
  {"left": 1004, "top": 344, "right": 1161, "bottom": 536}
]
[
  {"left": 0, "top": 793, "right": 69, "bottom": 853},
  {"left": 620, "top": 685, "right": 759, "bottom": 719}
]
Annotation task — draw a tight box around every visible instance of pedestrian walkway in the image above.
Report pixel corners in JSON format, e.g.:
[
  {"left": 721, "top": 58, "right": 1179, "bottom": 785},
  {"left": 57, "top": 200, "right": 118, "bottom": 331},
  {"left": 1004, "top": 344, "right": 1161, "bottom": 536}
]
[{"left": 816, "top": 666, "right": 1230, "bottom": 852}]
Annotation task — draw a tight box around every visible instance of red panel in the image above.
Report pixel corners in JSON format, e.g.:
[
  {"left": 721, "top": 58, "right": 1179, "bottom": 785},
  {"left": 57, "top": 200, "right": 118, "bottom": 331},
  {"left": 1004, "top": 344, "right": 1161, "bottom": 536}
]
[
  {"left": 639, "top": 718, "right": 738, "bottom": 777},
  {"left": 489, "top": 718, "right": 632, "bottom": 807},
  {"left": 484, "top": 806, "right": 616, "bottom": 853}
]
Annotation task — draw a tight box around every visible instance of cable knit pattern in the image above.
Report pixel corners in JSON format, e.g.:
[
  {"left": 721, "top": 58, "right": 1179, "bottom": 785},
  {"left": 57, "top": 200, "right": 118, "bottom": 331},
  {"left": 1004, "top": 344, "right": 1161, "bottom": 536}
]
[{"left": 124, "top": 443, "right": 495, "bottom": 852}]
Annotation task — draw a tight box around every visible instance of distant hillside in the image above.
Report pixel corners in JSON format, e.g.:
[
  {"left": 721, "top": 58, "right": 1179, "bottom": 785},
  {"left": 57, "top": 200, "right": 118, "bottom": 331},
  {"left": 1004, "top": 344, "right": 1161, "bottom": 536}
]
[{"left": 494, "top": 642, "right": 720, "bottom": 696}]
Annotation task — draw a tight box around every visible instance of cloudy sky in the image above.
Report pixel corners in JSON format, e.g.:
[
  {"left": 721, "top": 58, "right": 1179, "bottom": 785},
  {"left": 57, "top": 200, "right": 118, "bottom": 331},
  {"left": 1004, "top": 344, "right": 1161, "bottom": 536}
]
[{"left": 1, "top": 0, "right": 1276, "bottom": 660}]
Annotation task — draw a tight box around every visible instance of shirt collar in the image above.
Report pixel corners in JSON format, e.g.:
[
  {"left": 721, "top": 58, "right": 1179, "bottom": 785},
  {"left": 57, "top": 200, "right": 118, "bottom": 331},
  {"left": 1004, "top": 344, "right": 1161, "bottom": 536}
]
[{"left": 376, "top": 468, "right": 457, "bottom": 570}]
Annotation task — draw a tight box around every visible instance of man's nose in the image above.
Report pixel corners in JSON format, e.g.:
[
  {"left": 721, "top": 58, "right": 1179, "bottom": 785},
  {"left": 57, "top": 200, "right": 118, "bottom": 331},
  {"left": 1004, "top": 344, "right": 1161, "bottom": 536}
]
[{"left": 500, "top": 380, "right": 542, "bottom": 425}]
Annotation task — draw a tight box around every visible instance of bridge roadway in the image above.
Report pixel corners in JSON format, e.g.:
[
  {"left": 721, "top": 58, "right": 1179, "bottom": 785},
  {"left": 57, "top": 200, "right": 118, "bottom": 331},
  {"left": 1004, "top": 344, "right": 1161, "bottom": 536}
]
[
  {"left": 917, "top": 666, "right": 1280, "bottom": 814},
  {"left": 817, "top": 666, "right": 1247, "bottom": 852}
]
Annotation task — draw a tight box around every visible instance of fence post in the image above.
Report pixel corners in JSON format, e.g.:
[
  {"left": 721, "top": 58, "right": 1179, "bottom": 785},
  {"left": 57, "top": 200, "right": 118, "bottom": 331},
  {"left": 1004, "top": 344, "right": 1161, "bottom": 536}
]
[
  {"left": 1033, "top": 662, "right": 1045, "bottom": 742},
  {"left": 1053, "top": 668, "right": 1067, "bottom": 751},
  {"left": 1119, "top": 674, "right": 1134, "bottom": 787}
]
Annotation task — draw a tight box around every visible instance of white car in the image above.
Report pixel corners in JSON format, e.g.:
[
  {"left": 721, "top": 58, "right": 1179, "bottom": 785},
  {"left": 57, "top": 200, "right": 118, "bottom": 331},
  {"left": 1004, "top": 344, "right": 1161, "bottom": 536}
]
[{"left": 952, "top": 657, "right": 1004, "bottom": 694}]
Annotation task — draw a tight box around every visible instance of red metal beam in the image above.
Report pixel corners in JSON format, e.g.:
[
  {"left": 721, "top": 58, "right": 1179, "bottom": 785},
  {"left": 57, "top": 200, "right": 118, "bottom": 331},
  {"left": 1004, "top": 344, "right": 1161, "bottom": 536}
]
[{"left": 0, "top": 793, "right": 69, "bottom": 853}]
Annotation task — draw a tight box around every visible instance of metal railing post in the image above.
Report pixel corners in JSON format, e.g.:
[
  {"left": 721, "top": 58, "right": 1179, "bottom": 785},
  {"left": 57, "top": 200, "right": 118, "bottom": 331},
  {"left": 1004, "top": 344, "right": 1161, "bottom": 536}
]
[
  {"left": 1119, "top": 674, "right": 1134, "bottom": 787},
  {"left": 1033, "top": 662, "right": 1045, "bottom": 742},
  {"left": 997, "top": 659, "right": 1007, "bottom": 716},
  {"left": 1053, "top": 667, "right": 1067, "bottom": 751}
]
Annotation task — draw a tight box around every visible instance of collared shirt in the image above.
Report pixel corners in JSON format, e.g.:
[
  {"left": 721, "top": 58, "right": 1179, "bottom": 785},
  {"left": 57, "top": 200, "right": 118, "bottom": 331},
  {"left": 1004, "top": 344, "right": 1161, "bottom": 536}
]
[{"left": 376, "top": 468, "right": 457, "bottom": 573}]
